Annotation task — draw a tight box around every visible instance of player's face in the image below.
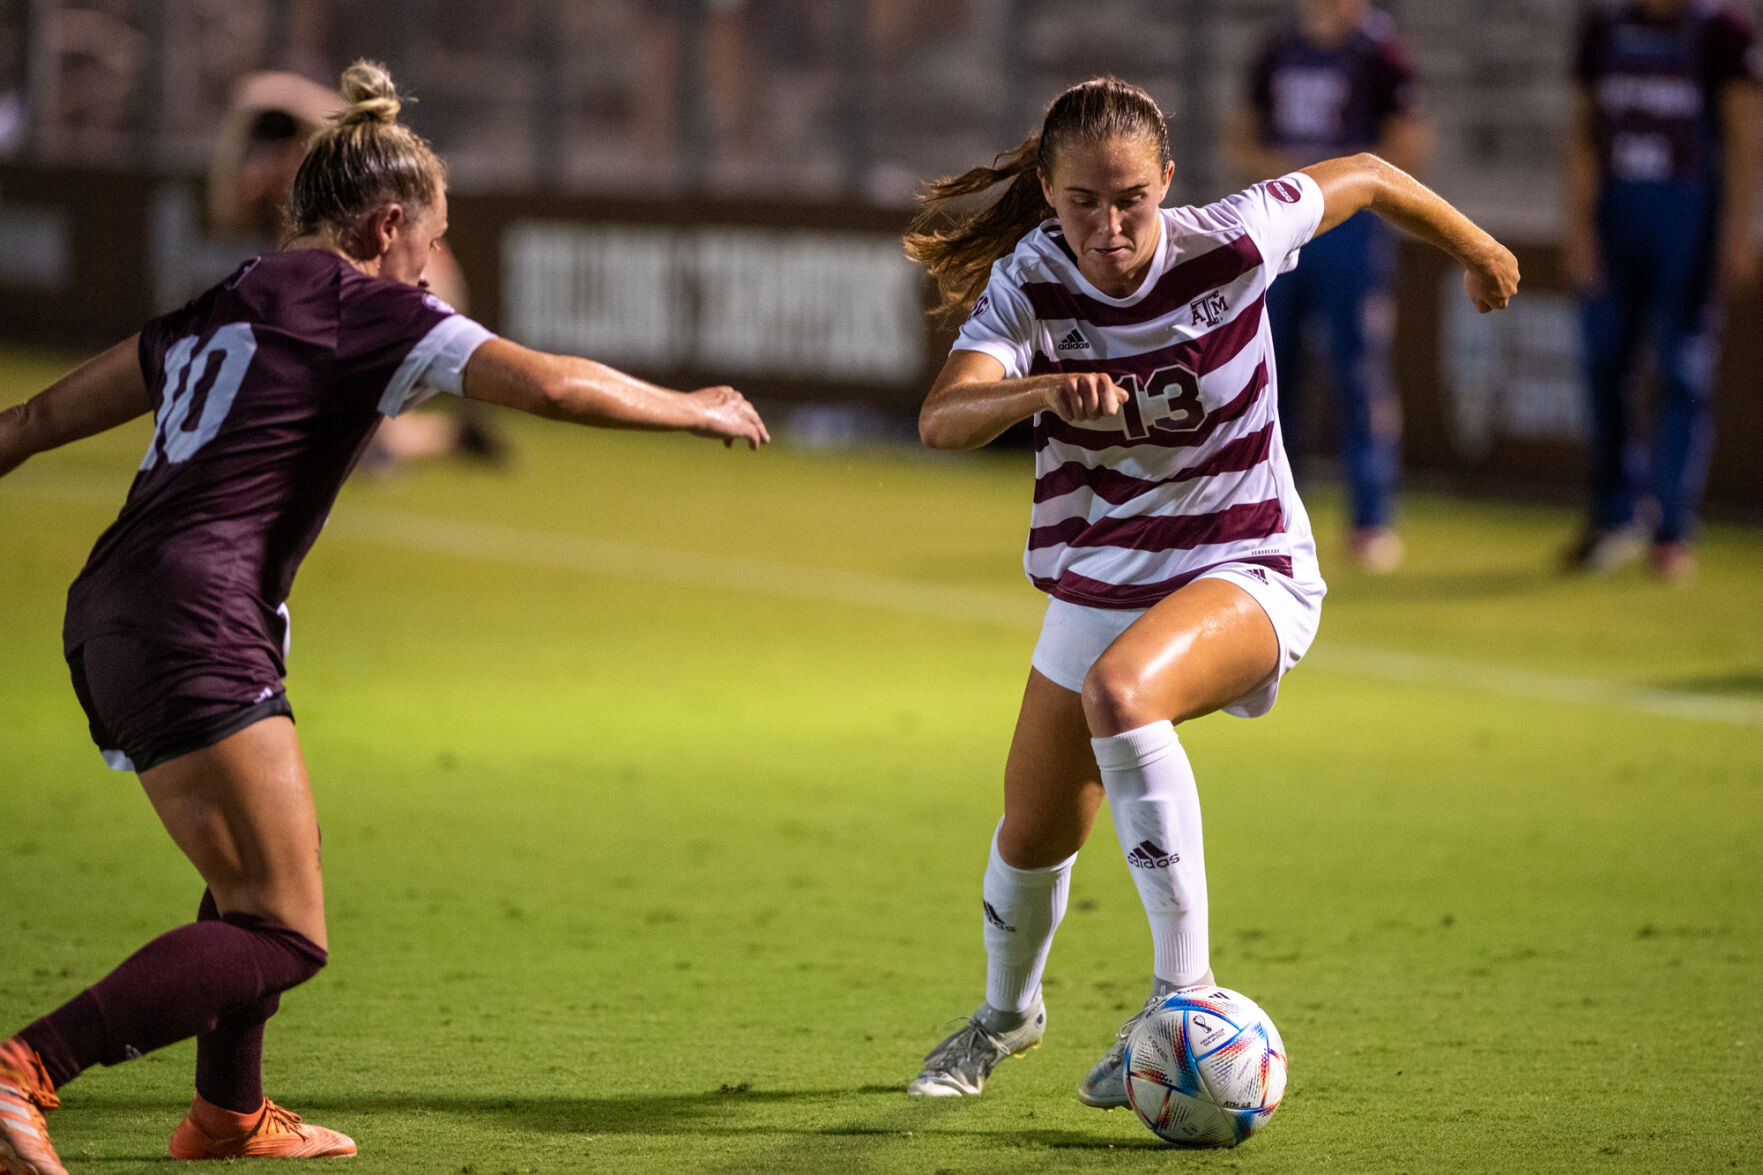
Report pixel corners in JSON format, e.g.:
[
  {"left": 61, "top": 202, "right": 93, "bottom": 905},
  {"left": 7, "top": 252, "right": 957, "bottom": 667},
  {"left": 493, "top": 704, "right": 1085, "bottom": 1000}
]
[
  {"left": 1041, "top": 137, "right": 1174, "bottom": 298},
  {"left": 380, "top": 188, "right": 449, "bottom": 289}
]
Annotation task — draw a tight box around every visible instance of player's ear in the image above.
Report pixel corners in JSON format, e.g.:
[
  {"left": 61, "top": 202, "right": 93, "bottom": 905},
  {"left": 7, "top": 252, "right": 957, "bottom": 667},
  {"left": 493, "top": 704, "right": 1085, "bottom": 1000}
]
[
  {"left": 1038, "top": 167, "right": 1055, "bottom": 207},
  {"left": 363, "top": 202, "right": 405, "bottom": 259}
]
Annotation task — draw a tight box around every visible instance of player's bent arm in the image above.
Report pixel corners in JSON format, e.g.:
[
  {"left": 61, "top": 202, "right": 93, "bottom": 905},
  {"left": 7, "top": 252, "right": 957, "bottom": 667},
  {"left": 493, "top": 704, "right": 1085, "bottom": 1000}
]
[
  {"left": 1303, "top": 153, "right": 1519, "bottom": 313},
  {"left": 460, "top": 337, "right": 769, "bottom": 448},
  {"left": 919, "top": 349, "right": 1130, "bottom": 451},
  {"left": 0, "top": 337, "right": 152, "bottom": 479}
]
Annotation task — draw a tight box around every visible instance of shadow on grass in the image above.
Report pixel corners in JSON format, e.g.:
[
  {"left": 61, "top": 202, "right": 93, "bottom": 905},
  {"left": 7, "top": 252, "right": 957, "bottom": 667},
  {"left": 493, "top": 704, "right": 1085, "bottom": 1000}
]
[{"left": 70, "top": 1086, "right": 1160, "bottom": 1150}]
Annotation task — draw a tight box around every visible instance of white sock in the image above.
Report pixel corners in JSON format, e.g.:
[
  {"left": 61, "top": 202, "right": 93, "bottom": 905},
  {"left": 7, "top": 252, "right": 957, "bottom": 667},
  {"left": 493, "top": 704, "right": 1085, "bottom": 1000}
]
[
  {"left": 1092, "top": 722, "right": 1210, "bottom": 987},
  {"left": 981, "top": 822, "right": 1074, "bottom": 1017}
]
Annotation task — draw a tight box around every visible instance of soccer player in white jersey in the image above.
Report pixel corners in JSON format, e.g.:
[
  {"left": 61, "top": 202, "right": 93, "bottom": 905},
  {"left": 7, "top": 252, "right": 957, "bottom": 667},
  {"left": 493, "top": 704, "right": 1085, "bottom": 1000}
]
[{"left": 900, "top": 77, "right": 1517, "bottom": 1105}]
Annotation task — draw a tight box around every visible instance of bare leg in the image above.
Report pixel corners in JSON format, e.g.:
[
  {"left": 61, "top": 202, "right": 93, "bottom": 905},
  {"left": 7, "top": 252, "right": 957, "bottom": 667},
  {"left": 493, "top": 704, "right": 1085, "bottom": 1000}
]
[
  {"left": 998, "top": 668, "right": 1105, "bottom": 868},
  {"left": 138, "top": 716, "right": 326, "bottom": 950},
  {"left": 1082, "top": 578, "right": 1278, "bottom": 736}
]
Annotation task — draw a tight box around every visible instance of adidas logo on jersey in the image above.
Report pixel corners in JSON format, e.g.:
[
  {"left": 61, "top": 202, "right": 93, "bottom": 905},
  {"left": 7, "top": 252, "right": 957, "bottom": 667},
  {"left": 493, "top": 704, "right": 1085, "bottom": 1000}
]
[
  {"left": 1056, "top": 328, "right": 1090, "bottom": 352},
  {"left": 1126, "top": 839, "right": 1180, "bottom": 869},
  {"left": 983, "top": 900, "right": 1017, "bottom": 932}
]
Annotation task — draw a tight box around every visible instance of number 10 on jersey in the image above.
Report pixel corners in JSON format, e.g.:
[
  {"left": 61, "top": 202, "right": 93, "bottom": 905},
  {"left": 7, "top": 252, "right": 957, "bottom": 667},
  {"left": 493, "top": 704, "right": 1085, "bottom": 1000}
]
[{"left": 1115, "top": 364, "right": 1206, "bottom": 441}]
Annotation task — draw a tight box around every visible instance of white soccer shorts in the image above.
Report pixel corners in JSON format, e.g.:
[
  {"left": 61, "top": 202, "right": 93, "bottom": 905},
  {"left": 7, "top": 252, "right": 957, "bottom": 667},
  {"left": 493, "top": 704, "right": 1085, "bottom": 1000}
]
[{"left": 1029, "top": 563, "right": 1325, "bottom": 719}]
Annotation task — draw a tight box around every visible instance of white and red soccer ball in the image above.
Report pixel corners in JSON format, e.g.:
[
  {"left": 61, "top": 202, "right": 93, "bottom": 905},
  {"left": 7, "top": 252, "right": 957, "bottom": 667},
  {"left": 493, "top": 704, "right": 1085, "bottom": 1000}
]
[{"left": 1123, "top": 986, "right": 1287, "bottom": 1147}]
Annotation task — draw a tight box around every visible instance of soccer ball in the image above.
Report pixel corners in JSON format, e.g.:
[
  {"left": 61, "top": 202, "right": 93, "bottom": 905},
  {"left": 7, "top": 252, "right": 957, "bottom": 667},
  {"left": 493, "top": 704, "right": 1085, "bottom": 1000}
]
[{"left": 1123, "top": 986, "right": 1287, "bottom": 1147}]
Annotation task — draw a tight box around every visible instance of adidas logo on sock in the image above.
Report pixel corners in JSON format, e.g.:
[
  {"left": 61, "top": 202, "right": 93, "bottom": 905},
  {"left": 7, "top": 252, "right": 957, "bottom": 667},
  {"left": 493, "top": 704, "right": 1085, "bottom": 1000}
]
[
  {"left": 1126, "top": 839, "right": 1179, "bottom": 869},
  {"left": 983, "top": 900, "right": 1017, "bottom": 932},
  {"left": 1056, "top": 328, "right": 1090, "bottom": 352}
]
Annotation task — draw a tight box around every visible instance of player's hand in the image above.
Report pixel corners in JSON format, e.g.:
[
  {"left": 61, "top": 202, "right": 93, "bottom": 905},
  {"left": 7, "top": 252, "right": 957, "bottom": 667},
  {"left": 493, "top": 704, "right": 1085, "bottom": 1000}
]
[
  {"left": 1046, "top": 373, "right": 1130, "bottom": 423},
  {"left": 686, "top": 386, "right": 770, "bottom": 449},
  {"left": 1463, "top": 242, "right": 1520, "bottom": 313}
]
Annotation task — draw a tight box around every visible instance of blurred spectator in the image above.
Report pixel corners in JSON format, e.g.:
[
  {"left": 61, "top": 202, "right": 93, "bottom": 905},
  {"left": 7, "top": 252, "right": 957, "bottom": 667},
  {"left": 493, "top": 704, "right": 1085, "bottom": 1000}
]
[
  {"left": 1230, "top": 0, "right": 1430, "bottom": 573},
  {"left": 209, "top": 70, "right": 506, "bottom": 469},
  {"left": 1562, "top": 0, "right": 1761, "bottom": 582}
]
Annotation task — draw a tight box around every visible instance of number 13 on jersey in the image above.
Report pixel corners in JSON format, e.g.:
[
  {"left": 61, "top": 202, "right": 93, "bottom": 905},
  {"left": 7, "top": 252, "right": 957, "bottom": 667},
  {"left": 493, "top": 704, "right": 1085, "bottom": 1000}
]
[{"left": 1115, "top": 363, "right": 1206, "bottom": 441}]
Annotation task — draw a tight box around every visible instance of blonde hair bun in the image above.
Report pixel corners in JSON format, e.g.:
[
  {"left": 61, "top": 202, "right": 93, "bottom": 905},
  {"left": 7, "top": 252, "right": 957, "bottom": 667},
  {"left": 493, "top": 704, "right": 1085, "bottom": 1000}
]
[{"left": 336, "top": 60, "right": 401, "bottom": 126}]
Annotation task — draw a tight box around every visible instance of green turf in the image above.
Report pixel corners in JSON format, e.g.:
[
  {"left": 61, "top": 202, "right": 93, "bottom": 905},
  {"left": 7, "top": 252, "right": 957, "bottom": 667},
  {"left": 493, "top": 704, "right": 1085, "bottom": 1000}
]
[{"left": 2, "top": 350, "right": 1760, "bottom": 1173}]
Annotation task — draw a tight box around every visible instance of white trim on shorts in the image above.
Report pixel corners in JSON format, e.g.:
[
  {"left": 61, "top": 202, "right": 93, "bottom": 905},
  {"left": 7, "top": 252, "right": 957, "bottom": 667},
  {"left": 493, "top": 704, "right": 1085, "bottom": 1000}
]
[{"left": 1029, "top": 562, "right": 1325, "bottom": 718}]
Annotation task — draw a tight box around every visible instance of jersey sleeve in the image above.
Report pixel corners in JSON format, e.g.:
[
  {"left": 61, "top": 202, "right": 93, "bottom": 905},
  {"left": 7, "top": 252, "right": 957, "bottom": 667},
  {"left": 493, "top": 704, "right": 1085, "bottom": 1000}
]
[
  {"left": 952, "top": 265, "right": 1038, "bottom": 378},
  {"left": 337, "top": 281, "right": 498, "bottom": 417},
  {"left": 1214, "top": 173, "right": 1326, "bottom": 277}
]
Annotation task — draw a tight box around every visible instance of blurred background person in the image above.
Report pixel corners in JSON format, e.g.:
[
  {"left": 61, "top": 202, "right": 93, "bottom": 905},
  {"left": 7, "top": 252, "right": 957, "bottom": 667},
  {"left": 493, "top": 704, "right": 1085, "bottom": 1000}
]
[
  {"left": 209, "top": 68, "right": 507, "bottom": 470},
  {"left": 1561, "top": 0, "right": 1761, "bottom": 582},
  {"left": 1230, "top": 0, "right": 1430, "bottom": 573}
]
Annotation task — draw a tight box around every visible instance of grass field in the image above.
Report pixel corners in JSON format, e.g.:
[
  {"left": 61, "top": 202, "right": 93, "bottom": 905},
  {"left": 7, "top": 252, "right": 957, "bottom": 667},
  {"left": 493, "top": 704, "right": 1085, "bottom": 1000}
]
[{"left": 2, "top": 347, "right": 1760, "bottom": 1174}]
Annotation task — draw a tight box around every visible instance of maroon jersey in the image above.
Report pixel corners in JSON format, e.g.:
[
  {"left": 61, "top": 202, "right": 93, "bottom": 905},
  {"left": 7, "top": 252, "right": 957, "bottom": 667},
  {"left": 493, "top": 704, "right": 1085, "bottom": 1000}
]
[
  {"left": 1248, "top": 9, "right": 1417, "bottom": 162},
  {"left": 64, "top": 250, "right": 494, "bottom": 691},
  {"left": 1575, "top": 0, "right": 1760, "bottom": 184}
]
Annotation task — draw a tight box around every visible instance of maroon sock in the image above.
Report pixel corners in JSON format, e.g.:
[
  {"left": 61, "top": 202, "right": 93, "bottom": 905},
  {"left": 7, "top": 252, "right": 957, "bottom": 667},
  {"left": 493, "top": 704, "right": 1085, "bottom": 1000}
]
[
  {"left": 193, "top": 891, "right": 279, "bottom": 1113},
  {"left": 18, "top": 907, "right": 325, "bottom": 1090}
]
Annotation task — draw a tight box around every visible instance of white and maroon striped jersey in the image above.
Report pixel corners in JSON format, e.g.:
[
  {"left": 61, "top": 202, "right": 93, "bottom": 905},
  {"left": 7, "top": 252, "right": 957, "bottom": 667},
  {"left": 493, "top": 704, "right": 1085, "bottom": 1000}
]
[{"left": 954, "top": 173, "right": 1326, "bottom": 610}]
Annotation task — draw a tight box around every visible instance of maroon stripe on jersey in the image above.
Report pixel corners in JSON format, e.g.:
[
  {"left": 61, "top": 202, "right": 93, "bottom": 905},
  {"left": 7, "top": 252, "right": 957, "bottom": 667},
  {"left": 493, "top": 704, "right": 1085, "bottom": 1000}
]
[
  {"left": 1031, "top": 554, "right": 1296, "bottom": 610},
  {"left": 1020, "top": 235, "right": 1263, "bottom": 328},
  {"left": 1027, "top": 498, "right": 1284, "bottom": 554},
  {"left": 1033, "top": 422, "right": 1277, "bottom": 505},
  {"left": 1035, "top": 360, "right": 1269, "bottom": 453},
  {"left": 1048, "top": 289, "right": 1266, "bottom": 379}
]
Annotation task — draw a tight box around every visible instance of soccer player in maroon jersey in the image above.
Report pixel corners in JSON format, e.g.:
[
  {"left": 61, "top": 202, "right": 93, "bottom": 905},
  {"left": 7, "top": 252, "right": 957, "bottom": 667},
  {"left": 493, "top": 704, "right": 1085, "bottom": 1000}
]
[
  {"left": 1232, "top": 0, "right": 1432, "bottom": 573},
  {"left": 0, "top": 61, "right": 766, "bottom": 1174},
  {"left": 900, "top": 77, "right": 1516, "bottom": 1106},
  {"left": 1563, "top": 0, "right": 1761, "bottom": 581}
]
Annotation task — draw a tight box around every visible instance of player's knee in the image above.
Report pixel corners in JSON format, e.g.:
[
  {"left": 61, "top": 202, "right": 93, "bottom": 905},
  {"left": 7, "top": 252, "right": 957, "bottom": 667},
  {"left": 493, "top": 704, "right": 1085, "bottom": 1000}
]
[
  {"left": 1081, "top": 655, "right": 1158, "bottom": 736},
  {"left": 220, "top": 911, "right": 328, "bottom": 985}
]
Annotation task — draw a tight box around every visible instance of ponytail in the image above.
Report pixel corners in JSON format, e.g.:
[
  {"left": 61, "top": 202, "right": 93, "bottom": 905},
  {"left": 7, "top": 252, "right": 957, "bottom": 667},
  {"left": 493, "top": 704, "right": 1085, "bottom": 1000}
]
[
  {"left": 905, "top": 136, "right": 1051, "bottom": 327},
  {"left": 904, "top": 77, "right": 1172, "bottom": 326}
]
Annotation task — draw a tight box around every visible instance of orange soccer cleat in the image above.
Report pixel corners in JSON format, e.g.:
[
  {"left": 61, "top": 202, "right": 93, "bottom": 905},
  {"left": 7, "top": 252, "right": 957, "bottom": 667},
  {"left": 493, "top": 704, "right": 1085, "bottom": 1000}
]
[
  {"left": 0, "top": 1036, "right": 67, "bottom": 1175},
  {"left": 168, "top": 1094, "right": 356, "bottom": 1161}
]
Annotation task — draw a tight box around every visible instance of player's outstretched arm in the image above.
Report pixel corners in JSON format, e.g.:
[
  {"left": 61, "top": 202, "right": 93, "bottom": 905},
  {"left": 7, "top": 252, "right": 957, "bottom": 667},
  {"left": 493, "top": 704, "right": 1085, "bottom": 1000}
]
[
  {"left": 0, "top": 337, "right": 152, "bottom": 479},
  {"left": 1302, "top": 153, "right": 1519, "bottom": 314},
  {"left": 920, "top": 349, "right": 1131, "bottom": 451},
  {"left": 461, "top": 337, "right": 769, "bottom": 449}
]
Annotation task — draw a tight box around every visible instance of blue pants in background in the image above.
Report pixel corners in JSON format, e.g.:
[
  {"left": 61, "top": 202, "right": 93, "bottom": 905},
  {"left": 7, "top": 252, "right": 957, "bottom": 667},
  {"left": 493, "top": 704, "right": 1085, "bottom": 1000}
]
[
  {"left": 1582, "top": 180, "right": 1721, "bottom": 545},
  {"left": 1267, "top": 211, "right": 1400, "bottom": 531}
]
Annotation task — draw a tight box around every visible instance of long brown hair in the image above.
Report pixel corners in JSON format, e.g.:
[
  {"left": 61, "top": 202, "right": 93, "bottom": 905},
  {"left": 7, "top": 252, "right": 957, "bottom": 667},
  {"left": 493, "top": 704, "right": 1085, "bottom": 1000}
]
[
  {"left": 288, "top": 60, "right": 446, "bottom": 242},
  {"left": 904, "top": 77, "right": 1171, "bottom": 325}
]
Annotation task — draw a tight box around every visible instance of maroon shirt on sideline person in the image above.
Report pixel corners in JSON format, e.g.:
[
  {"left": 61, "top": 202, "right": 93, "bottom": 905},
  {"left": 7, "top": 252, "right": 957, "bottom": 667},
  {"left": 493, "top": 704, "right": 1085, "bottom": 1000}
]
[
  {"left": 62, "top": 248, "right": 494, "bottom": 768},
  {"left": 1574, "top": 0, "right": 1759, "bottom": 184}
]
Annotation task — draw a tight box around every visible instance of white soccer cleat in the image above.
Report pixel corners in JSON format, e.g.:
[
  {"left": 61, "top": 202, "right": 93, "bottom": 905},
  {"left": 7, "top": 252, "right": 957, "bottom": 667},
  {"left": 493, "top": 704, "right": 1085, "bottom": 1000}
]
[
  {"left": 908, "top": 1000, "right": 1046, "bottom": 1097},
  {"left": 1076, "top": 991, "right": 1168, "bottom": 1108}
]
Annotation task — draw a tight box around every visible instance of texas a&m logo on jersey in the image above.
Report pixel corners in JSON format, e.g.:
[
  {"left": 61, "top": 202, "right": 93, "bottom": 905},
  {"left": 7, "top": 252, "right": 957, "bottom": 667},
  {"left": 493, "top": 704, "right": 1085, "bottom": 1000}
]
[{"left": 1189, "top": 291, "right": 1228, "bottom": 327}]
